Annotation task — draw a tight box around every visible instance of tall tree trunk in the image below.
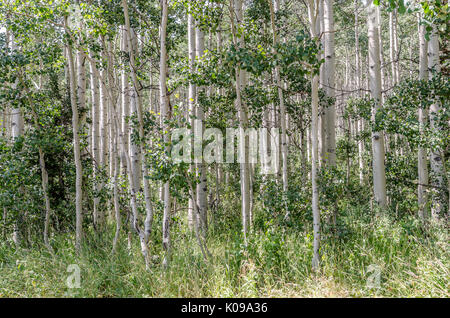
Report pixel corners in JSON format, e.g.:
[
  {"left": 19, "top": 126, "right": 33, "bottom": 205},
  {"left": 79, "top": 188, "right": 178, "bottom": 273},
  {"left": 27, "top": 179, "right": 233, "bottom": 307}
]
[
  {"left": 120, "top": 26, "right": 130, "bottom": 175},
  {"left": 100, "top": 41, "right": 109, "bottom": 170},
  {"left": 230, "top": 0, "right": 251, "bottom": 245},
  {"left": 111, "top": 97, "right": 121, "bottom": 254},
  {"left": 318, "top": 0, "right": 326, "bottom": 167},
  {"left": 377, "top": 6, "right": 386, "bottom": 100},
  {"left": 89, "top": 48, "right": 101, "bottom": 229},
  {"left": 65, "top": 16, "right": 84, "bottom": 251},
  {"left": 323, "top": 0, "right": 336, "bottom": 167},
  {"left": 17, "top": 68, "right": 53, "bottom": 252},
  {"left": 122, "top": 0, "right": 155, "bottom": 269},
  {"left": 389, "top": 10, "right": 399, "bottom": 86},
  {"left": 355, "top": 0, "right": 364, "bottom": 185},
  {"left": 187, "top": 8, "right": 196, "bottom": 230},
  {"left": 308, "top": 0, "right": 321, "bottom": 269},
  {"left": 160, "top": 0, "right": 171, "bottom": 267},
  {"left": 428, "top": 25, "right": 447, "bottom": 220},
  {"left": 195, "top": 23, "right": 208, "bottom": 233},
  {"left": 368, "top": 0, "right": 387, "bottom": 207},
  {"left": 417, "top": 15, "right": 429, "bottom": 219},
  {"left": 268, "top": 0, "right": 289, "bottom": 218},
  {"left": 10, "top": 33, "right": 24, "bottom": 248}
]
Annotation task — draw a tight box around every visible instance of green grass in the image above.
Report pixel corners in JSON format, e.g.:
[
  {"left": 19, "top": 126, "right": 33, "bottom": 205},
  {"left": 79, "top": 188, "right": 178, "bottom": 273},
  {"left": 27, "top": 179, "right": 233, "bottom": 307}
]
[{"left": 0, "top": 205, "right": 448, "bottom": 297}]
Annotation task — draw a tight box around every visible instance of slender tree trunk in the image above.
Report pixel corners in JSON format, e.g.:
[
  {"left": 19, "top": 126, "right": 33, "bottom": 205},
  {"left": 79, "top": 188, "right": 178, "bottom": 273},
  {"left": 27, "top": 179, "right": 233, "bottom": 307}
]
[
  {"left": 230, "top": 0, "right": 251, "bottom": 245},
  {"left": 17, "top": 69, "right": 53, "bottom": 252},
  {"left": 418, "top": 15, "right": 429, "bottom": 219},
  {"left": 323, "top": 0, "right": 336, "bottom": 167},
  {"left": 100, "top": 41, "right": 109, "bottom": 170},
  {"left": 65, "top": 16, "right": 83, "bottom": 251},
  {"left": 89, "top": 48, "right": 101, "bottom": 229},
  {"left": 377, "top": 6, "right": 386, "bottom": 100},
  {"left": 111, "top": 102, "right": 121, "bottom": 254},
  {"left": 355, "top": 0, "right": 364, "bottom": 185},
  {"left": 187, "top": 8, "right": 196, "bottom": 230},
  {"left": 428, "top": 25, "right": 447, "bottom": 219},
  {"left": 308, "top": 0, "right": 321, "bottom": 269},
  {"left": 195, "top": 23, "right": 208, "bottom": 233},
  {"left": 368, "top": 1, "right": 387, "bottom": 207},
  {"left": 268, "top": 0, "right": 289, "bottom": 218},
  {"left": 318, "top": 0, "right": 326, "bottom": 167},
  {"left": 393, "top": 9, "right": 400, "bottom": 83},
  {"left": 160, "top": 0, "right": 171, "bottom": 267},
  {"left": 10, "top": 34, "right": 24, "bottom": 248},
  {"left": 122, "top": 0, "right": 155, "bottom": 269},
  {"left": 389, "top": 10, "right": 399, "bottom": 86}
]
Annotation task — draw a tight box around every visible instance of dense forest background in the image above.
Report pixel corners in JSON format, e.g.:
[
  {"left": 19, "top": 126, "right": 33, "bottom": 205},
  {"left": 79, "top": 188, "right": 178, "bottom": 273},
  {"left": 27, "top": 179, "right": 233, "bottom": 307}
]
[{"left": 0, "top": 0, "right": 448, "bottom": 297}]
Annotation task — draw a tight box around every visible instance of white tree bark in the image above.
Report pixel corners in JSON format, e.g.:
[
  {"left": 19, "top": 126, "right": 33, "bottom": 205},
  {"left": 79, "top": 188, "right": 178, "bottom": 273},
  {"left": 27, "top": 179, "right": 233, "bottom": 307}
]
[
  {"left": 122, "top": 0, "right": 155, "bottom": 269},
  {"left": 160, "top": 0, "right": 171, "bottom": 267},
  {"left": 318, "top": 0, "right": 326, "bottom": 166},
  {"left": 111, "top": 107, "right": 121, "bottom": 254},
  {"left": 100, "top": 43, "right": 109, "bottom": 169},
  {"left": 64, "top": 16, "right": 84, "bottom": 251},
  {"left": 268, "top": 0, "right": 289, "bottom": 218},
  {"left": 418, "top": 15, "right": 429, "bottom": 219},
  {"left": 120, "top": 26, "right": 130, "bottom": 173},
  {"left": 17, "top": 64, "right": 53, "bottom": 252},
  {"left": 195, "top": 23, "right": 208, "bottom": 233},
  {"left": 230, "top": 0, "right": 251, "bottom": 245},
  {"left": 428, "top": 25, "right": 446, "bottom": 219},
  {"left": 10, "top": 33, "right": 24, "bottom": 248},
  {"left": 187, "top": 8, "right": 196, "bottom": 230},
  {"left": 368, "top": 1, "right": 387, "bottom": 207},
  {"left": 355, "top": 0, "right": 364, "bottom": 185},
  {"left": 89, "top": 48, "right": 101, "bottom": 228},
  {"left": 308, "top": 0, "right": 321, "bottom": 269},
  {"left": 389, "top": 10, "right": 399, "bottom": 86},
  {"left": 10, "top": 36, "right": 24, "bottom": 141},
  {"left": 323, "top": 0, "right": 336, "bottom": 167}
]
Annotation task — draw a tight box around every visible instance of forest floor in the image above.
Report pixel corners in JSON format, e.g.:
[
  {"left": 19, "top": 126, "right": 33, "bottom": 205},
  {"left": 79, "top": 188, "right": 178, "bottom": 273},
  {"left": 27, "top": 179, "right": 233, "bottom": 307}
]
[{"left": 0, "top": 206, "right": 448, "bottom": 297}]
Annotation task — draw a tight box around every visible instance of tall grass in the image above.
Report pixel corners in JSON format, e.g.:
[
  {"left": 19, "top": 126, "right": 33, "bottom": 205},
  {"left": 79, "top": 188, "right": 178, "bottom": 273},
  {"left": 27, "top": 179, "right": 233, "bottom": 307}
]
[{"left": 0, "top": 205, "right": 448, "bottom": 297}]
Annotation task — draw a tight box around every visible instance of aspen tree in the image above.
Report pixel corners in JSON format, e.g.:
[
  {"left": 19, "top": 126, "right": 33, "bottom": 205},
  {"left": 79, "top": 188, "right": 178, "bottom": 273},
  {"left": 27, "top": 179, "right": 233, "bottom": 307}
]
[
  {"left": 89, "top": 47, "right": 101, "bottom": 229},
  {"left": 267, "top": 0, "right": 288, "bottom": 218},
  {"left": 122, "top": 0, "right": 155, "bottom": 268},
  {"left": 16, "top": 68, "right": 53, "bottom": 252},
  {"left": 376, "top": 6, "right": 386, "bottom": 98},
  {"left": 64, "top": 15, "right": 84, "bottom": 251},
  {"left": 160, "top": 0, "right": 171, "bottom": 267},
  {"left": 368, "top": 0, "right": 387, "bottom": 207},
  {"left": 389, "top": 9, "right": 399, "bottom": 86},
  {"left": 318, "top": 0, "right": 326, "bottom": 166},
  {"left": 229, "top": 0, "right": 251, "bottom": 245},
  {"left": 428, "top": 25, "right": 447, "bottom": 219},
  {"left": 9, "top": 33, "right": 24, "bottom": 248},
  {"left": 323, "top": 0, "right": 336, "bottom": 167},
  {"left": 120, "top": 26, "right": 130, "bottom": 174},
  {"left": 307, "top": 0, "right": 321, "bottom": 269},
  {"left": 417, "top": 14, "right": 429, "bottom": 219},
  {"left": 355, "top": 0, "right": 364, "bottom": 185},
  {"left": 195, "top": 22, "right": 208, "bottom": 233},
  {"left": 187, "top": 7, "right": 196, "bottom": 230}
]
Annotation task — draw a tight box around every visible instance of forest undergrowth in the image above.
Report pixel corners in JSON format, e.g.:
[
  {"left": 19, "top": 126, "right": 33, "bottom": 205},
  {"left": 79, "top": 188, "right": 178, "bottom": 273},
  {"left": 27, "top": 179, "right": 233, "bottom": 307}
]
[{"left": 1, "top": 204, "right": 447, "bottom": 298}]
